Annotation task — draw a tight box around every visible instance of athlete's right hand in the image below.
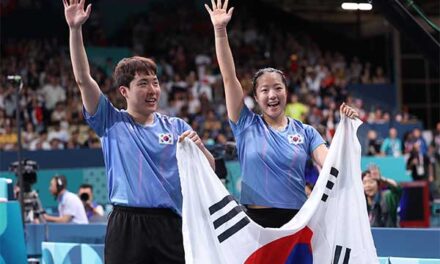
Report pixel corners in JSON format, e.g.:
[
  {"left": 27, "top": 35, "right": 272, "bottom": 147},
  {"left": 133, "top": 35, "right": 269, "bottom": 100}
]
[
  {"left": 63, "top": 0, "right": 91, "bottom": 29},
  {"left": 205, "top": 0, "right": 234, "bottom": 30}
]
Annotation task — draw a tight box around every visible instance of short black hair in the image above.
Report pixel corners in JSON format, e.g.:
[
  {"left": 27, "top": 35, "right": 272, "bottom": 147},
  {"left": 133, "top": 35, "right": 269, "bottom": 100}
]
[
  {"left": 361, "top": 170, "right": 371, "bottom": 180},
  {"left": 79, "top": 183, "right": 93, "bottom": 191}
]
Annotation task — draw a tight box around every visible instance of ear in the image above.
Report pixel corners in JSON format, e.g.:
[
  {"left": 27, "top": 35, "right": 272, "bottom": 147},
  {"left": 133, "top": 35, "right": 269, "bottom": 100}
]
[{"left": 119, "top": 86, "right": 128, "bottom": 98}]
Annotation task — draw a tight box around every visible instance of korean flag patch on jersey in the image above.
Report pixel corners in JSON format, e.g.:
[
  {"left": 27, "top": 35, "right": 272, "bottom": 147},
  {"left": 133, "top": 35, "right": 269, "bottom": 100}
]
[
  {"left": 159, "top": 133, "right": 174, "bottom": 145},
  {"left": 288, "top": 133, "right": 304, "bottom": 145}
]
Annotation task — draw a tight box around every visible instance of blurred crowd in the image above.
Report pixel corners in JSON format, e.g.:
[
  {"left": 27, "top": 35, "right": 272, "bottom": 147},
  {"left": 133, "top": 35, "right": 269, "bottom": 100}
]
[{"left": 0, "top": 4, "right": 438, "bottom": 174}]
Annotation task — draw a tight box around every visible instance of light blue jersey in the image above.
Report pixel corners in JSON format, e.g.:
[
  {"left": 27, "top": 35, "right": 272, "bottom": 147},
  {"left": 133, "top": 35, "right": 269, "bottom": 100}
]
[
  {"left": 230, "top": 106, "right": 325, "bottom": 209},
  {"left": 84, "top": 94, "right": 191, "bottom": 214}
]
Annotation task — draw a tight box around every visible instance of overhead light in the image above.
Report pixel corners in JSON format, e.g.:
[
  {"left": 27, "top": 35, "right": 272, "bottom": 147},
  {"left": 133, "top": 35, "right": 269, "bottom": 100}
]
[
  {"left": 341, "top": 2, "right": 359, "bottom": 10},
  {"left": 341, "top": 2, "right": 373, "bottom": 11},
  {"left": 358, "top": 3, "right": 372, "bottom": 10}
]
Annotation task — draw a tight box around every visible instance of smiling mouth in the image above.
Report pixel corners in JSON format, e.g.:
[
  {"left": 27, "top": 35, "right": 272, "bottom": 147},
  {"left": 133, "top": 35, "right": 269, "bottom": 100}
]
[
  {"left": 145, "top": 98, "right": 157, "bottom": 103},
  {"left": 268, "top": 102, "right": 280, "bottom": 108}
]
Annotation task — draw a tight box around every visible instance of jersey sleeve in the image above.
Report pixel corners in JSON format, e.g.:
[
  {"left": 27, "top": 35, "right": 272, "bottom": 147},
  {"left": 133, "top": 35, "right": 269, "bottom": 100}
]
[
  {"left": 83, "top": 94, "right": 118, "bottom": 137},
  {"left": 305, "top": 124, "right": 326, "bottom": 155},
  {"left": 229, "top": 105, "right": 257, "bottom": 137}
]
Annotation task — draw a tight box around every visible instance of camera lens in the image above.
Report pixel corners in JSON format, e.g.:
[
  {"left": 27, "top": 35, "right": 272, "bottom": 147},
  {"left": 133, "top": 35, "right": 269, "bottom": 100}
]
[{"left": 80, "top": 193, "right": 89, "bottom": 202}]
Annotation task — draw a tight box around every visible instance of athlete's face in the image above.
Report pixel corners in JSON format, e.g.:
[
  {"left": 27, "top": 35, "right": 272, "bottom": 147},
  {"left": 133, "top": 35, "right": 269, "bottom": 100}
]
[
  {"left": 254, "top": 72, "right": 287, "bottom": 121},
  {"left": 119, "top": 72, "right": 161, "bottom": 116}
]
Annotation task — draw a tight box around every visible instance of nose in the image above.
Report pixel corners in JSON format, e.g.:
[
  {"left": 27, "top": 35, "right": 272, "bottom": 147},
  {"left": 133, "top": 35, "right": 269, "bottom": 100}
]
[{"left": 268, "top": 89, "right": 277, "bottom": 99}]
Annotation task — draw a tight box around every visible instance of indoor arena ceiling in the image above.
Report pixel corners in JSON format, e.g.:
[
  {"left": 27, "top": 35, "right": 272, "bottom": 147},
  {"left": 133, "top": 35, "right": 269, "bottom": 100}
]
[{"left": 259, "top": 0, "right": 439, "bottom": 23}]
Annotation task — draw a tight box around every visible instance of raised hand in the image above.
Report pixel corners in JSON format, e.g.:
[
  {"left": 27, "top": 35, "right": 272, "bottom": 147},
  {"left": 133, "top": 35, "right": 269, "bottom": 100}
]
[
  {"left": 340, "top": 102, "right": 359, "bottom": 119},
  {"left": 63, "top": 0, "right": 92, "bottom": 29},
  {"left": 205, "top": 0, "right": 234, "bottom": 30}
]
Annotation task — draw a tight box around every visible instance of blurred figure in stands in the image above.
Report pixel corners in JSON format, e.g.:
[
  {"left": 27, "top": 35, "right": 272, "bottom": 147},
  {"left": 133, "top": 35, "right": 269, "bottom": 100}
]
[
  {"left": 380, "top": 127, "right": 402, "bottom": 157},
  {"left": 406, "top": 143, "right": 431, "bottom": 181},
  {"left": 366, "top": 130, "right": 381, "bottom": 156},
  {"left": 362, "top": 170, "right": 401, "bottom": 227}
]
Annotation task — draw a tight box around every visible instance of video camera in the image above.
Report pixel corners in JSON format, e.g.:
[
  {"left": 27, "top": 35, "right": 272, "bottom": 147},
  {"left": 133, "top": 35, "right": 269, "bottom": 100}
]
[
  {"left": 9, "top": 159, "right": 39, "bottom": 193},
  {"left": 9, "top": 159, "right": 45, "bottom": 223}
]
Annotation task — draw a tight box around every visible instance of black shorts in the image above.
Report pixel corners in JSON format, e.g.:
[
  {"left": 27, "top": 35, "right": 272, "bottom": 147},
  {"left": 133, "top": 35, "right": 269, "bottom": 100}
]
[
  {"left": 105, "top": 205, "right": 185, "bottom": 264},
  {"left": 245, "top": 207, "right": 299, "bottom": 228}
]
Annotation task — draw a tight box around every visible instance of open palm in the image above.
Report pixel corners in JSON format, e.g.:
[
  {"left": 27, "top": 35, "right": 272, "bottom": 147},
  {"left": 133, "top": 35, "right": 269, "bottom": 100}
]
[
  {"left": 205, "top": 0, "right": 234, "bottom": 29},
  {"left": 63, "top": 0, "right": 91, "bottom": 29}
]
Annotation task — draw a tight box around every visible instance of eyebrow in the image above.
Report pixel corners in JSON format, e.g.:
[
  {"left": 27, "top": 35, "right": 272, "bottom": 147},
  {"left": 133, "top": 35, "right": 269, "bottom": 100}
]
[{"left": 137, "top": 77, "right": 158, "bottom": 83}]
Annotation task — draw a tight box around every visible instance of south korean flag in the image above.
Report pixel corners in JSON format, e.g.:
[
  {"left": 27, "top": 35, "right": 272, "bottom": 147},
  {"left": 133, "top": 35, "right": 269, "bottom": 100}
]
[
  {"left": 177, "top": 116, "right": 379, "bottom": 264},
  {"left": 159, "top": 133, "right": 174, "bottom": 145},
  {"left": 288, "top": 133, "right": 304, "bottom": 145}
]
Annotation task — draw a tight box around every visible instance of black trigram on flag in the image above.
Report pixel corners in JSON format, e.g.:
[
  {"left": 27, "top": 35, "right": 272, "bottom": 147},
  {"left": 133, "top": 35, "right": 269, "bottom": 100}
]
[
  {"left": 208, "top": 195, "right": 250, "bottom": 243},
  {"left": 321, "top": 167, "right": 339, "bottom": 202},
  {"left": 333, "top": 245, "right": 351, "bottom": 264}
]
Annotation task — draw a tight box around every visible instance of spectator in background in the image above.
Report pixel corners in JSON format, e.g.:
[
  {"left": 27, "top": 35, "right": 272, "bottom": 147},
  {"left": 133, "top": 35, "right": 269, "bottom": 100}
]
[
  {"left": 22, "top": 121, "right": 38, "bottom": 149},
  {"left": 285, "top": 93, "right": 308, "bottom": 122},
  {"left": 50, "top": 101, "right": 67, "bottom": 124},
  {"left": 48, "top": 121, "right": 70, "bottom": 144},
  {"left": 406, "top": 143, "right": 431, "bottom": 181},
  {"left": 78, "top": 183, "right": 104, "bottom": 221},
  {"left": 0, "top": 122, "right": 18, "bottom": 150},
  {"left": 380, "top": 127, "right": 402, "bottom": 157},
  {"left": 29, "top": 130, "right": 50, "bottom": 150},
  {"left": 372, "top": 66, "right": 386, "bottom": 84},
  {"left": 362, "top": 170, "right": 401, "bottom": 227},
  {"left": 66, "top": 129, "right": 83, "bottom": 149},
  {"left": 413, "top": 128, "right": 428, "bottom": 155},
  {"left": 366, "top": 130, "right": 381, "bottom": 156},
  {"left": 43, "top": 175, "right": 88, "bottom": 224},
  {"left": 39, "top": 74, "right": 66, "bottom": 111}
]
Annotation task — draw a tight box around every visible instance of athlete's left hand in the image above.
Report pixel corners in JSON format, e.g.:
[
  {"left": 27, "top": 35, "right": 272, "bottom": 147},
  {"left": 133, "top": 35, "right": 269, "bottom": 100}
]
[
  {"left": 340, "top": 102, "right": 359, "bottom": 119},
  {"left": 179, "top": 130, "right": 204, "bottom": 150}
]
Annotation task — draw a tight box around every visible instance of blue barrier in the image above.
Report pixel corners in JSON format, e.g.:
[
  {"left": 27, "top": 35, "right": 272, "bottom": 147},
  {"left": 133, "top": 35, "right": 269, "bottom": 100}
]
[
  {"left": 42, "top": 242, "right": 104, "bottom": 264},
  {"left": 26, "top": 224, "right": 440, "bottom": 259},
  {"left": 372, "top": 228, "right": 440, "bottom": 259},
  {"left": 26, "top": 224, "right": 106, "bottom": 256},
  {"left": 389, "top": 257, "right": 440, "bottom": 264},
  {"left": 39, "top": 244, "right": 440, "bottom": 264},
  {"left": 0, "top": 201, "right": 27, "bottom": 264},
  {"left": 0, "top": 179, "right": 8, "bottom": 200}
]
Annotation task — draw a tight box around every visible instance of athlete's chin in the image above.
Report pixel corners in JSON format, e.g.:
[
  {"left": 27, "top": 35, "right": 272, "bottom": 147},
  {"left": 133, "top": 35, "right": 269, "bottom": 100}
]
[
  {"left": 264, "top": 109, "right": 284, "bottom": 120},
  {"left": 145, "top": 104, "right": 158, "bottom": 112}
]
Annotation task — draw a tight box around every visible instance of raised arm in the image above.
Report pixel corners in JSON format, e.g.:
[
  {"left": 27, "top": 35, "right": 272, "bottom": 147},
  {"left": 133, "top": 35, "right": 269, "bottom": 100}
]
[
  {"left": 205, "top": 0, "right": 243, "bottom": 123},
  {"left": 63, "top": 0, "right": 100, "bottom": 115}
]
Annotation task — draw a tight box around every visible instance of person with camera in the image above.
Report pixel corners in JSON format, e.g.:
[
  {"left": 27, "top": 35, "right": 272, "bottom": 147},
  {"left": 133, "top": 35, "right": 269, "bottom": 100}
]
[
  {"left": 43, "top": 175, "right": 88, "bottom": 224},
  {"left": 78, "top": 183, "right": 104, "bottom": 221}
]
